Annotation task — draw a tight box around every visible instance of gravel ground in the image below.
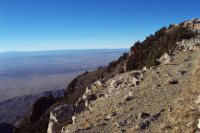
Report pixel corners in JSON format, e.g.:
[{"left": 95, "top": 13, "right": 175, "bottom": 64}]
[{"left": 62, "top": 49, "right": 200, "bottom": 133}]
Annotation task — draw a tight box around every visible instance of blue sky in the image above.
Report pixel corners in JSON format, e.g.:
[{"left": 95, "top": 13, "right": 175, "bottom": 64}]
[{"left": 0, "top": 0, "right": 199, "bottom": 52}]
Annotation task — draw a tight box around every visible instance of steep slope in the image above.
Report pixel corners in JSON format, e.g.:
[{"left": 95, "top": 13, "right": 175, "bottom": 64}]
[
  {"left": 61, "top": 39, "right": 200, "bottom": 132},
  {"left": 63, "top": 23, "right": 197, "bottom": 106}
]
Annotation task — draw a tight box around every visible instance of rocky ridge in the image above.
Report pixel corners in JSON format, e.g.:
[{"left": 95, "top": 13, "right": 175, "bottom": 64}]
[{"left": 47, "top": 37, "right": 200, "bottom": 133}]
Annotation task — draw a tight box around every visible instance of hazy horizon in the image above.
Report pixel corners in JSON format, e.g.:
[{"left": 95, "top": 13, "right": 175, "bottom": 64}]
[
  {"left": 0, "top": 49, "right": 129, "bottom": 102},
  {"left": 0, "top": 48, "right": 129, "bottom": 53}
]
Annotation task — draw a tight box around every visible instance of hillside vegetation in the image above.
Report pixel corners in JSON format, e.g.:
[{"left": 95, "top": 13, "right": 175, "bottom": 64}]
[{"left": 127, "top": 23, "right": 197, "bottom": 70}]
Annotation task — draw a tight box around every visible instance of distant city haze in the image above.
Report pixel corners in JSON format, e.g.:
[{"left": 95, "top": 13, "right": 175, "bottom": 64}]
[{"left": 0, "top": 49, "right": 128, "bottom": 102}]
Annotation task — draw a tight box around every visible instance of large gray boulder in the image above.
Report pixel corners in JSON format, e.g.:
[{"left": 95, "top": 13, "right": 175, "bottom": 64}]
[
  {"left": 157, "top": 53, "right": 173, "bottom": 64},
  {"left": 127, "top": 72, "right": 141, "bottom": 86},
  {"left": 47, "top": 104, "right": 76, "bottom": 133}
]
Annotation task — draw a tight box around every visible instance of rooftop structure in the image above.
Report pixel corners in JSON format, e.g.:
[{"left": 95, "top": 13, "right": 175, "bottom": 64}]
[{"left": 184, "top": 18, "right": 200, "bottom": 30}]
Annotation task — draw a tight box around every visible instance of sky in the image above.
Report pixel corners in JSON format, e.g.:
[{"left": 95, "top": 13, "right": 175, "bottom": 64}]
[{"left": 0, "top": 0, "right": 199, "bottom": 52}]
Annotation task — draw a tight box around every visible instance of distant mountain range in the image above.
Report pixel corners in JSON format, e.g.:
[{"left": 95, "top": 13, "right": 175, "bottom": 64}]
[{"left": 0, "top": 89, "right": 65, "bottom": 127}]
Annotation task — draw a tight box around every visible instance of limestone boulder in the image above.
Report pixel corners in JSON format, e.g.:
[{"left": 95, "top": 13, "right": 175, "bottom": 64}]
[
  {"left": 157, "top": 53, "right": 173, "bottom": 64},
  {"left": 127, "top": 72, "right": 141, "bottom": 86},
  {"left": 47, "top": 104, "right": 76, "bottom": 133}
]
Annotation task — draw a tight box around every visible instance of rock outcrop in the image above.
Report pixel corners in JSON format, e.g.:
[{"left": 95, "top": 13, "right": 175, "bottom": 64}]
[
  {"left": 47, "top": 104, "right": 76, "bottom": 133},
  {"left": 176, "top": 38, "right": 199, "bottom": 52},
  {"left": 157, "top": 53, "right": 173, "bottom": 64}
]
